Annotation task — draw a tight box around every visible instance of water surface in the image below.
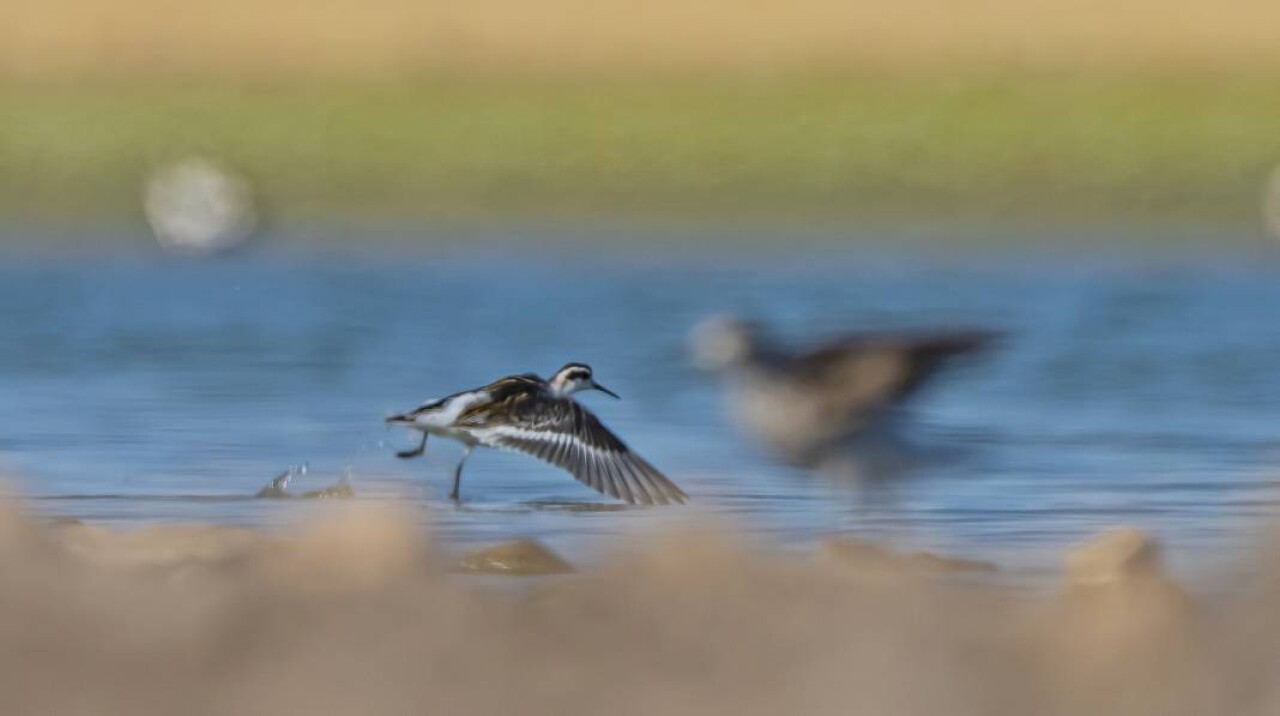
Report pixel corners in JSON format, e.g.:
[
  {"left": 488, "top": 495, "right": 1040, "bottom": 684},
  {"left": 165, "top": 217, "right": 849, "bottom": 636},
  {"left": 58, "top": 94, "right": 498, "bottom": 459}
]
[{"left": 3, "top": 235, "right": 1279, "bottom": 576}]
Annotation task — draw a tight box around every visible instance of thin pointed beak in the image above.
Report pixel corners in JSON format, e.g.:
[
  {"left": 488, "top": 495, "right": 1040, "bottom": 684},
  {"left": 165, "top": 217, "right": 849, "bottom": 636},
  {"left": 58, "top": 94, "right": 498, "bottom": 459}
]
[{"left": 593, "top": 382, "right": 620, "bottom": 399}]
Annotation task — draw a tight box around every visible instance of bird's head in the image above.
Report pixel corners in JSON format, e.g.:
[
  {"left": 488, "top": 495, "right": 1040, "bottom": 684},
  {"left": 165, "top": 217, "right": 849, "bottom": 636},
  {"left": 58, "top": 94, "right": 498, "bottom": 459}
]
[
  {"left": 549, "top": 363, "right": 620, "bottom": 399},
  {"left": 689, "top": 314, "right": 765, "bottom": 371}
]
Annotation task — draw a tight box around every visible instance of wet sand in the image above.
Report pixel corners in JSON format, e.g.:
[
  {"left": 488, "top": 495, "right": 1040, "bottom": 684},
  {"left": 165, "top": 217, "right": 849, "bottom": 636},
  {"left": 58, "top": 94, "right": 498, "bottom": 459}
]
[{"left": 3, "top": 491, "right": 1280, "bottom": 715}]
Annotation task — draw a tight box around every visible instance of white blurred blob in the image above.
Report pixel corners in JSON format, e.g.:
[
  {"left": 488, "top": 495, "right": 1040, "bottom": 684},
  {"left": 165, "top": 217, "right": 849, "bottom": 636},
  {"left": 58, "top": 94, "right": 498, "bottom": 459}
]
[
  {"left": 143, "top": 157, "right": 257, "bottom": 256},
  {"left": 1265, "top": 164, "right": 1280, "bottom": 241}
]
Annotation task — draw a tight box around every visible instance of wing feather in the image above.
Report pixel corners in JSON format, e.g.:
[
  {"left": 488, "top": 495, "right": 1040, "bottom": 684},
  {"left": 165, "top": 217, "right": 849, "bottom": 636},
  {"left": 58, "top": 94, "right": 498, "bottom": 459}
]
[
  {"left": 616, "top": 458, "right": 648, "bottom": 504},
  {"left": 620, "top": 457, "right": 658, "bottom": 505},
  {"left": 466, "top": 394, "right": 687, "bottom": 506},
  {"left": 606, "top": 453, "right": 635, "bottom": 504}
]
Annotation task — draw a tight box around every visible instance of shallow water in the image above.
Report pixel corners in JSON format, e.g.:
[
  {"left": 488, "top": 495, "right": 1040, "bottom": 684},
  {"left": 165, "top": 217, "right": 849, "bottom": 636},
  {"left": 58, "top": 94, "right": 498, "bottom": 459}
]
[{"left": 3, "top": 234, "right": 1280, "bottom": 576}]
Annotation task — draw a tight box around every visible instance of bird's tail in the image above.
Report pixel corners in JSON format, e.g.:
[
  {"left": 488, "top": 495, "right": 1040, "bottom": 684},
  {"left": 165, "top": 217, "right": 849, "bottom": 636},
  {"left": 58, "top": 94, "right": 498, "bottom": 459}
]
[{"left": 386, "top": 397, "right": 445, "bottom": 425}]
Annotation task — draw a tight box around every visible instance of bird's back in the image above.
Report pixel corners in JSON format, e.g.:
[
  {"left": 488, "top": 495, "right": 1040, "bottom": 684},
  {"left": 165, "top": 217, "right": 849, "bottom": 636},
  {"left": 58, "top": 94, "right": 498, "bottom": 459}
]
[
  {"left": 794, "top": 329, "right": 995, "bottom": 405},
  {"left": 457, "top": 373, "right": 550, "bottom": 423}
]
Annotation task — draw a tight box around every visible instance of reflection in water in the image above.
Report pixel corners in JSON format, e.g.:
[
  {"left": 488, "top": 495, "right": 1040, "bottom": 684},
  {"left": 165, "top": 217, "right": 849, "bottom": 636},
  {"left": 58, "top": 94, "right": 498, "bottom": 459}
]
[
  {"left": 519, "top": 500, "right": 634, "bottom": 513},
  {"left": 808, "top": 424, "right": 973, "bottom": 484}
]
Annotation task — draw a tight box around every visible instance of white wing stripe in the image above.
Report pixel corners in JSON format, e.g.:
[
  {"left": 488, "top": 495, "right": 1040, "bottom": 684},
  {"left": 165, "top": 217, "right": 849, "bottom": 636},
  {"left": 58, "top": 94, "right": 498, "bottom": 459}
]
[
  {"left": 606, "top": 455, "right": 634, "bottom": 504},
  {"left": 476, "top": 426, "right": 618, "bottom": 457},
  {"left": 626, "top": 458, "right": 662, "bottom": 505},
  {"left": 618, "top": 457, "right": 653, "bottom": 505},
  {"left": 468, "top": 423, "right": 685, "bottom": 505}
]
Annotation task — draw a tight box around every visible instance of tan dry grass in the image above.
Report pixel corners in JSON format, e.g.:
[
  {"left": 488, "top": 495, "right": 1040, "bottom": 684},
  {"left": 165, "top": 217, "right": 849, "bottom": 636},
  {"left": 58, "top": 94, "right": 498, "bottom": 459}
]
[{"left": 7, "top": 0, "right": 1280, "bottom": 79}]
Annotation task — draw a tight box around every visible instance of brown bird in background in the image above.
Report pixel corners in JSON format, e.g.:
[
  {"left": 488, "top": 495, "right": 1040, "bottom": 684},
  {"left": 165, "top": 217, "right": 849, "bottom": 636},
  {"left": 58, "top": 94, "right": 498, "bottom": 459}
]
[{"left": 691, "top": 316, "right": 998, "bottom": 468}]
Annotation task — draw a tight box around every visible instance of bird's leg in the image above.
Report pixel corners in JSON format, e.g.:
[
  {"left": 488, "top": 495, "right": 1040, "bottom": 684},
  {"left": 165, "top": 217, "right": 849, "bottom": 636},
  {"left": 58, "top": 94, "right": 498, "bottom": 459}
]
[
  {"left": 397, "top": 432, "right": 428, "bottom": 459},
  {"left": 449, "top": 446, "right": 473, "bottom": 502}
]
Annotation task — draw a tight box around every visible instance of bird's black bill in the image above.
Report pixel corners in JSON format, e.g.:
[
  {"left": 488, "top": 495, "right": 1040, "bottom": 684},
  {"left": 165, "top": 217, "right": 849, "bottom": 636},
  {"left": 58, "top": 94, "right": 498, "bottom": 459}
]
[{"left": 595, "top": 384, "right": 621, "bottom": 399}]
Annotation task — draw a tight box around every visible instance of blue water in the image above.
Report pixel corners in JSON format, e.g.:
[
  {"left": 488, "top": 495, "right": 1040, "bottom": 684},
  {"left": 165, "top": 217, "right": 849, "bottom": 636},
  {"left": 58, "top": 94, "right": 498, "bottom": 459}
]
[{"left": 3, "top": 238, "right": 1280, "bottom": 574}]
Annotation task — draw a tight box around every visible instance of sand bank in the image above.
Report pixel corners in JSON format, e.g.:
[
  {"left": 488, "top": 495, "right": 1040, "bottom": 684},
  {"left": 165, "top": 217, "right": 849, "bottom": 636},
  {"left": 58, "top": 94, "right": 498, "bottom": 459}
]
[{"left": 3, "top": 495, "right": 1279, "bottom": 715}]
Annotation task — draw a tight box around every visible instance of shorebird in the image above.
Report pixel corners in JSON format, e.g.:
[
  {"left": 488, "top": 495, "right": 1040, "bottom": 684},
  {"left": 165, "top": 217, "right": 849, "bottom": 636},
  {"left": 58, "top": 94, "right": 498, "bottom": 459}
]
[
  {"left": 386, "top": 363, "right": 687, "bottom": 505},
  {"left": 690, "top": 316, "right": 997, "bottom": 467}
]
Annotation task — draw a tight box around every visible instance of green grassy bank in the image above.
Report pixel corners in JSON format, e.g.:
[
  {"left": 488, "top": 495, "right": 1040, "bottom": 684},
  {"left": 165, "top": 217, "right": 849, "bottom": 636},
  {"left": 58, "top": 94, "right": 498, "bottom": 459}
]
[{"left": 3, "top": 75, "right": 1279, "bottom": 226}]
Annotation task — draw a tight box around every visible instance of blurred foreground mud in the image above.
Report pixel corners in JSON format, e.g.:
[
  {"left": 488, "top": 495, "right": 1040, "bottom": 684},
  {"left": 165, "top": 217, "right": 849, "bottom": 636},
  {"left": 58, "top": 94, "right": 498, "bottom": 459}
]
[
  {"left": 458, "top": 539, "right": 576, "bottom": 575},
  {"left": 2, "top": 493, "right": 1279, "bottom": 715}
]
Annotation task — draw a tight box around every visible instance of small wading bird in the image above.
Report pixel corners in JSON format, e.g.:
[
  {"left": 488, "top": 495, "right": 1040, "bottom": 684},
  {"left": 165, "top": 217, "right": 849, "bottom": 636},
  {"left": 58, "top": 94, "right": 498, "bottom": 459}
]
[
  {"left": 386, "top": 363, "right": 687, "bottom": 505},
  {"left": 691, "top": 316, "right": 998, "bottom": 468}
]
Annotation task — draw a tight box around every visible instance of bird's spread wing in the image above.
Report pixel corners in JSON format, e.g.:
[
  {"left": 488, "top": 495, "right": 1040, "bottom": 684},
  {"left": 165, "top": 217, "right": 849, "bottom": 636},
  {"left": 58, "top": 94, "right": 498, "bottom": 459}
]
[
  {"left": 459, "top": 391, "right": 687, "bottom": 506},
  {"left": 795, "top": 330, "right": 996, "bottom": 418}
]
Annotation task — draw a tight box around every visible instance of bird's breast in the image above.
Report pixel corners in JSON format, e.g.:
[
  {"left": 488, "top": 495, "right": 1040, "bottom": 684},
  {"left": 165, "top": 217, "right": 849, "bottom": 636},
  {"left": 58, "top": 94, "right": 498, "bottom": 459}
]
[{"left": 730, "top": 378, "right": 828, "bottom": 452}]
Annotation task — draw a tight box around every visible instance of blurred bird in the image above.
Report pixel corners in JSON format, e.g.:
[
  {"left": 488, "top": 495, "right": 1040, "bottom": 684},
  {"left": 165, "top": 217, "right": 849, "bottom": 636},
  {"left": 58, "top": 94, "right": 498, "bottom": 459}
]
[
  {"left": 386, "top": 363, "right": 687, "bottom": 505},
  {"left": 143, "top": 156, "right": 258, "bottom": 256},
  {"left": 690, "top": 316, "right": 997, "bottom": 468}
]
